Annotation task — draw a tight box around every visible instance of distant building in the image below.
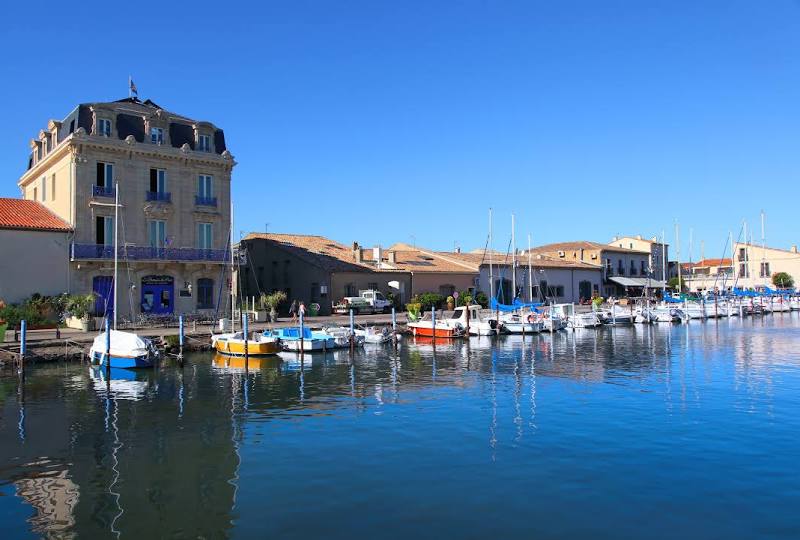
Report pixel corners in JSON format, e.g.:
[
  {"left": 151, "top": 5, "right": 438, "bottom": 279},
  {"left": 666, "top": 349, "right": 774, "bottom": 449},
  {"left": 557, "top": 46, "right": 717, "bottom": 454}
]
[
  {"left": 534, "top": 241, "right": 656, "bottom": 297},
  {"left": 608, "top": 235, "right": 670, "bottom": 281},
  {"left": 238, "top": 234, "right": 412, "bottom": 315},
  {"left": 0, "top": 198, "right": 72, "bottom": 303},
  {"left": 16, "top": 97, "right": 233, "bottom": 319},
  {"left": 442, "top": 250, "right": 602, "bottom": 304},
  {"left": 683, "top": 243, "right": 800, "bottom": 292}
]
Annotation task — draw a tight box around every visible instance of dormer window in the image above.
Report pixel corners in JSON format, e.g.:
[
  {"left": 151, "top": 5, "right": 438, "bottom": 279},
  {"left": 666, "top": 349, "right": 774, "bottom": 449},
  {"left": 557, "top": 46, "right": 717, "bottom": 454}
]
[
  {"left": 150, "top": 127, "right": 164, "bottom": 144},
  {"left": 198, "top": 134, "right": 211, "bottom": 152},
  {"left": 98, "top": 118, "right": 112, "bottom": 136}
]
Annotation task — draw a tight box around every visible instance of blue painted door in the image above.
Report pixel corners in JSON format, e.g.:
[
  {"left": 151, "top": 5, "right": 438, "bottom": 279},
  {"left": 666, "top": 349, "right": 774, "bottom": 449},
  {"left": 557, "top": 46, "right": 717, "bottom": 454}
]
[
  {"left": 93, "top": 276, "right": 114, "bottom": 318},
  {"left": 141, "top": 276, "right": 174, "bottom": 314}
]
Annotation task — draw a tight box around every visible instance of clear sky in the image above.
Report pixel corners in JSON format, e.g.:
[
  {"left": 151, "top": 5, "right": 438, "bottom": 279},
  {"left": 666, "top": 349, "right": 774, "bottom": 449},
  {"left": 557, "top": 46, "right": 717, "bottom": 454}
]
[{"left": 2, "top": 0, "right": 799, "bottom": 259}]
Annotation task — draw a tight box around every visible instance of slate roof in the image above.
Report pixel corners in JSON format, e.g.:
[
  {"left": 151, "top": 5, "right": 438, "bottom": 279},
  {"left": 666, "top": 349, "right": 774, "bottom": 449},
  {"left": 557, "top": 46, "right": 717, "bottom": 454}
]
[{"left": 0, "top": 199, "right": 72, "bottom": 232}]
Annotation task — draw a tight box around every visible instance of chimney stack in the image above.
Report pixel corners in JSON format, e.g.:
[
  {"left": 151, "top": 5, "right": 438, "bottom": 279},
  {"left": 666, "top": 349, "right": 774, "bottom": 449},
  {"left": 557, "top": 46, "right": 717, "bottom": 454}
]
[
  {"left": 636, "top": 234, "right": 642, "bottom": 240},
  {"left": 388, "top": 251, "right": 397, "bottom": 264},
  {"left": 353, "top": 242, "right": 362, "bottom": 262},
  {"left": 373, "top": 245, "right": 383, "bottom": 266},
  {"left": 792, "top": 245, "right": 798, "bottom": 254}
]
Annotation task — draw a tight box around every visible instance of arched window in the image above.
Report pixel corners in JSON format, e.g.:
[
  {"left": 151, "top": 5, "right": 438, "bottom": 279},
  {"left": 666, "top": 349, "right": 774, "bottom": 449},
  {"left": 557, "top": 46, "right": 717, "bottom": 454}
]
[{"left": 197, "top": 278, "right": 214, "bottom": 309}]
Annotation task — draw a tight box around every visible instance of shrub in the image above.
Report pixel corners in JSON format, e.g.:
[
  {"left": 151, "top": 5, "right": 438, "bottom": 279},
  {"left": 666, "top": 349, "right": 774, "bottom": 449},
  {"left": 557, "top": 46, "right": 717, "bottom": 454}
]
[
  {"left": 772, "top": 272, "right": 794, "bottom": 289},
  {"left": 413, "top": 293, "right": 445, "bottom": 312},
  {"left": 405, "top": 302, "right": 422, "bottom": 321}
]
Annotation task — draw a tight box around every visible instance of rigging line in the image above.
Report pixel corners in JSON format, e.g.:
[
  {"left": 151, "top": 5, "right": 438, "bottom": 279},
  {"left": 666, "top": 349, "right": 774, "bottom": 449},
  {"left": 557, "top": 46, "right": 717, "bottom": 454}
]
[
  {"left": 212, "top": 220, "right": 234, "bottom": 323},
  {"left": 120, "top": 213, "right": 137, "bottom": 328}
]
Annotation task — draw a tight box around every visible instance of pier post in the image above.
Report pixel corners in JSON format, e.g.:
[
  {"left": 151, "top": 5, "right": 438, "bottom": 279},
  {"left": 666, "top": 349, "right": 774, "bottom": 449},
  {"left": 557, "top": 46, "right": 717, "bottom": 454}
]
[
  {"left": 243, "top": 312, "right": 249, "bottom": 361},
  {"left": 349, "top": 309, "right": 355, "bottom": 352},
  {"left": 178, "top": 314, "right": 184, "bottom": 365},
  {"left": 431, "top": 307, "right": 436, "bottom": 343},
  {"left": 465, "top": 304, "right": 470, "bottom": 336},
  {"left": 105, "top": 317, "right": 111, "bottom": 374},
  {"left": 299, "top": 310, "right": 305, "bottom": 359},
  {"left": 19, "top": 320, "right": 27, "bottom": 367},
  {"left": 391, "top": 306, "right": 397, "bottom": 347}
]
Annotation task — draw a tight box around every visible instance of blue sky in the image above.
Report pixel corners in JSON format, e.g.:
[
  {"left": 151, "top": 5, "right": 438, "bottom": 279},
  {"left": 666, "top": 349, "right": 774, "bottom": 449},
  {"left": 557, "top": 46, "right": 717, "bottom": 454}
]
[{"left": 2, "top": 0, "right": 799, "bottom": 258}]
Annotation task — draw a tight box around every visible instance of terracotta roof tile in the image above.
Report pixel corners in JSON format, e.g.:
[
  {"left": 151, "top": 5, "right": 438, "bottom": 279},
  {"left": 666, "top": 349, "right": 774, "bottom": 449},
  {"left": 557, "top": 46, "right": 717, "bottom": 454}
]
[{"left": 0, "top": 198, "right": 71, "bottom": 232}]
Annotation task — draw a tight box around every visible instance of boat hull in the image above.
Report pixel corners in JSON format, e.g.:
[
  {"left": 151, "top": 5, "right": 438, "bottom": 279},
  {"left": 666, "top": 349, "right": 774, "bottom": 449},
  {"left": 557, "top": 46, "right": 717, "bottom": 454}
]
[
  {"left": 91, "top": 350, "right": 154, "bottom": 369},
  {"left": 214, "top": 339, "right": 280, "bottom": 356},
  {"left": 408, "top": 324, "right": 459, "bottom": 338}
]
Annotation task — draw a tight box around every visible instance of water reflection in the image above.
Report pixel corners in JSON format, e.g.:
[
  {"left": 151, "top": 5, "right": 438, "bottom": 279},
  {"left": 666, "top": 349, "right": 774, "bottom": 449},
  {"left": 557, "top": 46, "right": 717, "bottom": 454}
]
[{"left": 0, "top": 314, "right": 799, "bottom": 538}]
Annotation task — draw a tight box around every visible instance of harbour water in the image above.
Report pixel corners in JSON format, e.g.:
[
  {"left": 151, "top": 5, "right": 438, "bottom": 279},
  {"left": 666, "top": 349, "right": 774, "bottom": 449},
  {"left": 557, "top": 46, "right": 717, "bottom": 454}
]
[{"left": 1, "top": 314, "right": 799, "bottom": 538}]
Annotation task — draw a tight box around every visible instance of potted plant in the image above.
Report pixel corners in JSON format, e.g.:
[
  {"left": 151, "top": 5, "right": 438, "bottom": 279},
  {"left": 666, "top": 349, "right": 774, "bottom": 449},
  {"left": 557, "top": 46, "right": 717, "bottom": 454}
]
[
  {"left": 66, "top": 294, "right": 96, "bottom": 332},
  {"left": 264, "top": 291, "right": 287, "bottom": 323},
  {"left": 446, "top": 295, "right": 455, "bottom": 310}
]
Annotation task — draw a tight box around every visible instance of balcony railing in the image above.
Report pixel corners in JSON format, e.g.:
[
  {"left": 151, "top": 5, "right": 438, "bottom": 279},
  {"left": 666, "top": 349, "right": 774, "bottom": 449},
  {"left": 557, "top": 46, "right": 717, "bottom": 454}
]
[
  {"left": 92, "top": 185, "right": 116, "bottom": 198},
  {"left": 195, "top": 195, "right": 218, "bottom": 207},
  {"left": 71, "top": 243, "right": 227, "bottom": 262},
  {"left": 146, "top": 191, "right": 172, "bottom": 203}
]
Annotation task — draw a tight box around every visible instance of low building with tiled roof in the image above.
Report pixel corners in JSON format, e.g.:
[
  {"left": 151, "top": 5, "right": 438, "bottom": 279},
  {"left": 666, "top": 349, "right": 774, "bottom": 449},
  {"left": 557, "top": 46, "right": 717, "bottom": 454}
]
[
  {"left": 0, "top": 198, "right": 72, "bottom": 303},
  {"left": 238, "top": 233, "right": 413, "bottom": 315}
]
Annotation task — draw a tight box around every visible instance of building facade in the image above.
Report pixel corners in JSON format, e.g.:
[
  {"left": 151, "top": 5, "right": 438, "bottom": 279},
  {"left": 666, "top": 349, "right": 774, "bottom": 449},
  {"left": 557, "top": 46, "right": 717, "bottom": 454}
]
[
  {"left": 608, "top": 235, "right": 670, "bottom": 281},
  {"left": 683, "top": 243, "right": 800, "bottom": 292},
  {"left": 534, "top": 241, "right": 654, "bottom": 297},
  {"left": 16, "top": 97, "right": 233, "bottom": 319},
  {"left": 0, "top": 199, "right": 72, "bottom": 304}
]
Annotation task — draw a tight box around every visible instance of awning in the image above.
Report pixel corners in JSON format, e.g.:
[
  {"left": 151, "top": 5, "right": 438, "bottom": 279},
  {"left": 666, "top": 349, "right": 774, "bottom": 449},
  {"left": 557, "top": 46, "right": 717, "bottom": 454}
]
[{"left": 609, "top": 276, "right": 667, "bottom": 288}]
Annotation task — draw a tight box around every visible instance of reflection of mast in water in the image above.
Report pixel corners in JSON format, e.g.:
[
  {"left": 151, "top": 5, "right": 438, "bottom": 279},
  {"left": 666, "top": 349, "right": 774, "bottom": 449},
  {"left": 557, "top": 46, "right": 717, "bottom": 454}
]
[
  {"left": 299, "top": 360, "right": 305, "bottom": 403},
  {"left": 489, "top": 349, "right": 497, "bottom": 460},
  {"left": 227, "top": 373, "right": 243, "bottom": 509},
  {"left": 108, "top": 395, "right": 123, "bottom": 539},
  {"left": 178, "top": 369, "right": 185, "bottom": 419},
  {"left": 529, "top": 337, "right": 537, "bottom": 431},
  {"left": 17, "top": 373, "right": 25, "bottom": 442},
  {"left": 513, "top": 345, "right": 522, "bottom": 443}
]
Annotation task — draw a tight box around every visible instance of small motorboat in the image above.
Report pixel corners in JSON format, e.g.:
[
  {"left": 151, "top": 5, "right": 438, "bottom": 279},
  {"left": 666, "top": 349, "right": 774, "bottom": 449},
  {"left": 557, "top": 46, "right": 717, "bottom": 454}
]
[
  {"left": 355, "top": 325, "right": 397, "bottom": 344},
  {"left": 321, "top": 326, "right": 366, "bottom": 348},
  {"left": 212, "top": 331, "right": 280, "bottom": 356},
  {"left": 271, "top": 327, "right": 335, "bottom": 352},
  {"left": 500, "top": 311, "right": 543, "bottom": 334}
]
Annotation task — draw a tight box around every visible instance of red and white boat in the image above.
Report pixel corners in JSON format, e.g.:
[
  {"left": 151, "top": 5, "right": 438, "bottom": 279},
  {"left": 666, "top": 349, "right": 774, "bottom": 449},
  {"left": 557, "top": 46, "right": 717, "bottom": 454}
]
[{"left": 407, "top": 304, "right": 497, "bottom": 338}]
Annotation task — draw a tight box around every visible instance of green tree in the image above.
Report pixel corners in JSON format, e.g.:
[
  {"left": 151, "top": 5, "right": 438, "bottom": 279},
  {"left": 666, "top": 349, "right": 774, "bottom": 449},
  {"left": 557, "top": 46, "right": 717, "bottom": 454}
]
[
  {"left": 772, "top": 272, "right": 794, "bottom": 289},
  {"left": 667, "top": 277, "right": 684, "bottom": 292}
]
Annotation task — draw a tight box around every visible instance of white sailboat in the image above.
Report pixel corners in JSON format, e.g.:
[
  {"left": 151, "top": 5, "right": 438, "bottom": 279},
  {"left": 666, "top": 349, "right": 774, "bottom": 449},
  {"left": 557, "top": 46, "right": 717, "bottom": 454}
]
[{"left": 89, "top": 184, "right": 159, "bottom": 368}]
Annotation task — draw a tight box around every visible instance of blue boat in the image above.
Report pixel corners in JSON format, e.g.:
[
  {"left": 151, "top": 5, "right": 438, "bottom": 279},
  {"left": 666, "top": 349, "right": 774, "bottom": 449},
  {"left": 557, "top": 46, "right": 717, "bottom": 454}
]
[
  {"left": 269, "top": 327, "right": 335, "bottom": 352},
  {"left": 89, "top": 329, "right": 159, "bottom": 369}
]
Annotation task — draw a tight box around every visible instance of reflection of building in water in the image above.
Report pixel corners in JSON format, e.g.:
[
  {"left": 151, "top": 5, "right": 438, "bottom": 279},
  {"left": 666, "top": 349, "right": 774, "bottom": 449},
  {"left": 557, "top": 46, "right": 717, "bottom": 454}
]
[{"left": 15, "top": 467, "right": 79, "bottom": 537}]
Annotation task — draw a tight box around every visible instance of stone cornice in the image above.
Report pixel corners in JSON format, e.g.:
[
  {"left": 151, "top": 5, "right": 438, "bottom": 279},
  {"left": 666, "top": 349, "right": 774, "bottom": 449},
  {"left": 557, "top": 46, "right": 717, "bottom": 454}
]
[{"left": 19, "top": 132, "right": 235, "bottom": 187}]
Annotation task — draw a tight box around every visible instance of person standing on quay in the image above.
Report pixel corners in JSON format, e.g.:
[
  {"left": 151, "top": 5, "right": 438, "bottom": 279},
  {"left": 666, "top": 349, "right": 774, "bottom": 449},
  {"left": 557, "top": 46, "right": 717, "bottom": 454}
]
[
  {"left": 299, "top": 301, "right": 306, "bottom": 320},
  {"left": 289, "top": 300, "right": 298, "bottom": 323}
]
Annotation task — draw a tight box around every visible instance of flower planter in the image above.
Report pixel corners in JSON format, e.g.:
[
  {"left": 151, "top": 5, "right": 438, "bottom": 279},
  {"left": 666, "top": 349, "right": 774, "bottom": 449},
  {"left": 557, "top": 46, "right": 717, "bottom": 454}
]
[{"left": 66, "top": 316, "right": 94, "bottom": 332}]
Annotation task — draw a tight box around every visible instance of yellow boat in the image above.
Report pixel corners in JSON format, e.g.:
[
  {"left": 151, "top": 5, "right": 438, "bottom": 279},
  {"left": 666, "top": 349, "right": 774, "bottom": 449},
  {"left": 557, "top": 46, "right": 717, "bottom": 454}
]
[{"left": 212, "top": 332, "right": 280, "bottom": 356}]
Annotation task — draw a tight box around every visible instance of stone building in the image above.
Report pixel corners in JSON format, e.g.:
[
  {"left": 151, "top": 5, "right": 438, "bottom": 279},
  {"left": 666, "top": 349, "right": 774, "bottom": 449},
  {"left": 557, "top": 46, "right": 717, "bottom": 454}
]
[
  {"left": 608, "top": 235, "right": 670, "bottom": 282},
  {"left": 534, "top": 241, "right": 658, "bottom": 297},
  {"left": 15, "top": 97, "right": 233, "bottom": 319},
  {"left": 683, "top": 243, "right": 800, "bottom": 292}
]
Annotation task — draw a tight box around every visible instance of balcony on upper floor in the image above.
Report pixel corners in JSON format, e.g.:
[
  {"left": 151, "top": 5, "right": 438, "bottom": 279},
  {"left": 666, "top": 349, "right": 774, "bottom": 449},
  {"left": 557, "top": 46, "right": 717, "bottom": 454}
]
[
  {"left": 71, "top": 243, "right": 227, "bottom": 263},
  {"left": 92, "top": 185, "right": 116, "bottom": 198},
  {"left": 195, "top": 195, "right": 218, "bottom": 207},
  {"left": 146, "top": 191, "right": 171, "bottom": 203}
]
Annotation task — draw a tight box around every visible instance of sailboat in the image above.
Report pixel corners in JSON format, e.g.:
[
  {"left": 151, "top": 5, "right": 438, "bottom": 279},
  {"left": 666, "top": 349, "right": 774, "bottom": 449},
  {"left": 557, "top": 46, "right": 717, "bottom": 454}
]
[{"left": 89, "top": 184, "right": 159, "bottom": 368}]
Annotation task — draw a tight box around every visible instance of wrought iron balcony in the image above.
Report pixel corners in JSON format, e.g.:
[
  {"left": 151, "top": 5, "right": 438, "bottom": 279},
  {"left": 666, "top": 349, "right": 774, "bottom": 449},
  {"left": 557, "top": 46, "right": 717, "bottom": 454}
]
[
  {"left": 195, "top": 195, "right": 217, "bottom": 207},
  {"left": 92, "top": 185, "right": 116, "bottom": 198},
  {"left": 146, "top": 191, "right": 172, "bottom": 203},
  {"left": 71, "top": 243, "right": 227, "bottom": 262}
]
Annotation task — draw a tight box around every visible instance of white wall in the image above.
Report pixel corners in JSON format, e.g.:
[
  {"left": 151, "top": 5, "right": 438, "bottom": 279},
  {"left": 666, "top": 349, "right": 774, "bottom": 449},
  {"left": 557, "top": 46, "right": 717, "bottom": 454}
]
[{"left": 0, "top": 229, "right": 71, "bottom": 303}]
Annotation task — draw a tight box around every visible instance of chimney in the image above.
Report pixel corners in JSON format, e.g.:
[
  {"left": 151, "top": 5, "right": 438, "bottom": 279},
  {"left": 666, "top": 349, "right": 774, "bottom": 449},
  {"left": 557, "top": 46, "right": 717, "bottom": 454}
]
[
  {"left": 636, "top": 234, "right": 642, "bottom": 240},
  {"left": 612, "top": 236, "right": 618, "bottom": 242},
  {"left": 388, "top": 251, "right": 397, "bottom": 264},
  {"left": 353, "top": 242, "right": 362, "bottom": 262},
  {"left": 373, "top": 245, "right": 383, "bottom": 266},
  {"left": 792, "top": 245, "right": 798, "bottom": 254}
]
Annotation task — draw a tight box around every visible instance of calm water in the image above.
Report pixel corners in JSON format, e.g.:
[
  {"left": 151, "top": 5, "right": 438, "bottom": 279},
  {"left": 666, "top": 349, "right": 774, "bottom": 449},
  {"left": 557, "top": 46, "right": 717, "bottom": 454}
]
[{"left": 1, "top": 315, "right": 800, "bottom": 539}]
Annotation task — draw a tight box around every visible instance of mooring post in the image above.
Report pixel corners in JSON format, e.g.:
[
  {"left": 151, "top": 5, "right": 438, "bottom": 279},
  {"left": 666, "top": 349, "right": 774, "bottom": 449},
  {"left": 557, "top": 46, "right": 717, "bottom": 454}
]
[
  {"left": 105, "top": 317, "right": 111, "bottom": 374},
  {"left": 243, "top": 312, "right": 249, "bottom": 361},
  {"left": 299, "top": 310, "right": 305, "bottom": 359},
  {"left": 349, "top": 308, "right": 355, "bottom": 352},
  {"left": 19, "top": 320, "right": 27, "bottom": 367},
  {"left": 391, "top": 306, "right": 397, "bottom": 347},
  {"left": 431, "top": 307, "right": 436, "bottom": 343},
  {"left": 178, "top": 314, "right": 185, "bottom": 365}
]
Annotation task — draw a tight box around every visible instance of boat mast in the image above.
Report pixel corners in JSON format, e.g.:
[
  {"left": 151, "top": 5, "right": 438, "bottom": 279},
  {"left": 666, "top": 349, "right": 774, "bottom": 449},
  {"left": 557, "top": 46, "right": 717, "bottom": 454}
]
[
  {"left": 675, "top": 221, "right": 681, "bottom": 295},
  {"left": 113, "top": 183, "right": 119, "bottom": 331},
  {"left": 511, "top": 213, "right": 516, "bottom": 302},
  {"left": 230, "top": 200, "right": 236, "bottom": 332},
  {"left": 528, "top": 233, "right": 533, "bottom": 302},
  {"left": 661, "top": 230, "right": 666, "bottom": 298},
  {"left": 761, "top": 210, "right": 766, "bottom": 286},
  {"left": 489, "top": 208, "right": 494, "bottom": 302},
  {"left": 743, "top": 220, "right": 748, "bottom": 285}
]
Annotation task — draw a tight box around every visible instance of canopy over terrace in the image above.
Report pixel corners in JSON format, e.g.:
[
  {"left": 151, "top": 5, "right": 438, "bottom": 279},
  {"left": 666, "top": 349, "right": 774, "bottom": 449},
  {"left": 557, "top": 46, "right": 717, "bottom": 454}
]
[{"left": 609, "top": 276, "right": 667, "bottom": 289}]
